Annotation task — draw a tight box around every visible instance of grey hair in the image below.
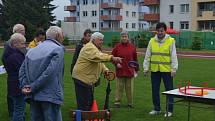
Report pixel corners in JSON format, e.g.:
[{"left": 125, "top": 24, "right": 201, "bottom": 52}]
[
  {"left": 120, "top": 30, "right": 128, "bottom": 36},
  {"left": 91, "top": 32, "right": 104, "bottom": 41},
  {"left": 9, "top": 33, "right": 26, "bottom": 45},
  {"left": 46, "top": 26, "right": 62, "bottom": 40},
  {"left": 13, "top": 24, "right": 25, "bottom": 33}
]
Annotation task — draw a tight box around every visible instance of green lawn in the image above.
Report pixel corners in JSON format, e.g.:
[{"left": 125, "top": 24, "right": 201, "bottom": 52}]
[{"left": 1, "top": 51, "right": 215, "bottom": 121}]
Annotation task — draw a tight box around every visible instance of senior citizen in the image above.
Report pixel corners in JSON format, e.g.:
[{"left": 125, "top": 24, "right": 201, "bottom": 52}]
[
  {"left": 2, "top": 33, "right": 26, "bottom": 121},
  {"left": 19, "top": 26, "right": 65, "bottom": 121},
  {"left": 13, "top": 24, "right": 25, "bottom": 36},
  {"left": 72, "top": 32, "right": 122, "bottom": 111}
]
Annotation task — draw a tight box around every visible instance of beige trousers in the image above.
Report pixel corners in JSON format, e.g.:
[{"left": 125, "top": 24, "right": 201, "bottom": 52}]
[{"left": 115, "top": 77, "right": 134, "bottom": 105}]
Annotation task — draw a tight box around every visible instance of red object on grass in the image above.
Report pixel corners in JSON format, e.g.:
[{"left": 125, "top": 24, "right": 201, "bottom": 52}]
[{"left": 91, "top": 100, "right": 98, "bottom": 112}]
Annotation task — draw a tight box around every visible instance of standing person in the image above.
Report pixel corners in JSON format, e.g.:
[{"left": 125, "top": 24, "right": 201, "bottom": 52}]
[
  {"left": 112, "top": 31, "right": 138, "bottom": 108},
  {"left": 143, "top": 22, "right": 178, "bottom": 117},
  {"left": 19, "top": 26, "right": 65, "bottom": 121},
  {"left": 72, "top": 32, "right": 122, "bottom": 111},
  {"left": 28, "top": 28, "right": 46, "bottom": 48},
  {"left": 2, "top": 33, "right": 26, "bottom": 121},
  {"left": 2, "top": 24, "right": 26, "bottom": 119},
  {"left": 70, "top": 29, "right": 92, "bottom": 74}
]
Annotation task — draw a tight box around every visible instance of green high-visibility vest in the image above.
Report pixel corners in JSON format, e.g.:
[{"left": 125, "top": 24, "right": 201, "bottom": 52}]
[{"left": 150, "top": 37, "right": 174, "bottom": 72}]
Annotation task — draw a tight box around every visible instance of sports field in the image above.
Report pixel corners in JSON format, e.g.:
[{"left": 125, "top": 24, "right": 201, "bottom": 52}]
[{"left": 0, "top": 51, "right": 215, "bottom": 121}]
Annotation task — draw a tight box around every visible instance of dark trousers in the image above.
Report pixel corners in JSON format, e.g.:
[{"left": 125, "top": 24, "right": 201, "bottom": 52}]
[
  {"left": 74, "top": 78, "right": 93, "bottom": 111},
  {"left": 7, "top": 95, "right": 14, "bottom": 118},
  {"left": 151, "top": 72, "right": 173, "bottom": 112}
]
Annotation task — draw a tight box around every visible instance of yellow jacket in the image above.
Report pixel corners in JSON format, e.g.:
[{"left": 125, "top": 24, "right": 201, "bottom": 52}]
[
  {"left": 72, "top": 41, "right": 112, "bottom": 85},
  {"left": 28, "top": 39, "right": 39, "bottom": 48}
]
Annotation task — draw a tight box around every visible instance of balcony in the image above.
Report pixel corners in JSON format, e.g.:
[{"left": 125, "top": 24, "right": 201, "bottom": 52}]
[
  {"left": 64, "top": 5, "right": 76, "bottom": 11},
  {"left": 144, "top": 0, "right": 160, "bottom": 6},
  {"left": 101, "top": 3, "right": 122, "bottom": 9},
  {"left": 144, "top": 13, "right": 160, "bottom": 21},
  {"left": 100, "top": 15, "right": 122, "bottom": 21},
  {"left": 64, "top": 17, "right": 76, "bottom": 22},
  {"left": 197, "top": 11, "right": 215, "bottom": 20},
  {"left": 101, "top": 27, "right": 122, "bottom": 32}
]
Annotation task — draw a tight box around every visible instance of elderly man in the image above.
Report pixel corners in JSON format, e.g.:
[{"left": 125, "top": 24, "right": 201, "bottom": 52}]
[
  {"left": 2, "top": 33, "right": 26, "bottom": 121},
  {"left": 19, "top": 26, "right": 65, "bottom": 121},
  {"left": 13, "top": 24, "right": 25, "bottom": 35},
  {"left": 72, "top": 32, "right": 122, "bottom": 111}
]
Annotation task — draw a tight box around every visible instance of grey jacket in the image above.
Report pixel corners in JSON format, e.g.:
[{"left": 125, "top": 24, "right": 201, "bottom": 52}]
[{"left": 19, "top": 39, "right": 65, "bottom": 105}]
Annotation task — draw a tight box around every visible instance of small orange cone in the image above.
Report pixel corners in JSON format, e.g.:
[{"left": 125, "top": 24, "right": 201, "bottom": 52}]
[{"left": 91, "top": 99, "right": 98, "bottom": 112}]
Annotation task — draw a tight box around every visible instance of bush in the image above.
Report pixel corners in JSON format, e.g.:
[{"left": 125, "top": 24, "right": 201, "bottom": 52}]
[
  {"left": 111, "top": 36, "right": 120, "bottom": 47},
  {"left": 191, "top": 37, "right": 202, "bottom": 50},
  {"left": 138, "top": 33, "right": 149, "bottom": 48},
  {"left": 63, "top": 36, "right": 70, "bottom": 46}
]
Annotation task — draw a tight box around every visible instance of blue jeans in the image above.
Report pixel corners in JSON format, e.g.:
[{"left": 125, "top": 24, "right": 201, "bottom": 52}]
[
  {"left": 151, "top": 72, "right": 174, "bottom": 112},
  {"left": 10, "top": 95, "right": 25, "bottom": 121},
  {"left": 30, "top": 101, "right": 62, "bottom": 121}
]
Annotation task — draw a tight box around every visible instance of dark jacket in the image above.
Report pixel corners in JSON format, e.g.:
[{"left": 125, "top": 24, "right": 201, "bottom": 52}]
[
  {"left": 2, "top": 44, "right": 25, "bottom": 96},
  {"left": 112, "top": 42, "right": 138, "bottom": 78},
  {"left": 70, "top": 38, "right": 84, "bottom": 74}
]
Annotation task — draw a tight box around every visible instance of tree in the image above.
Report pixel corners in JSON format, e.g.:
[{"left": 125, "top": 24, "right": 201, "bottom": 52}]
[{"left": 0, "top": 0, "right": 56, "bottom": 41}]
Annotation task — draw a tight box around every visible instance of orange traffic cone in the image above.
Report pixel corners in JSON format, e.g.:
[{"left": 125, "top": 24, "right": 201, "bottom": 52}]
[{"left": 91, "top": 99, "right": 98, "bottom": 112}]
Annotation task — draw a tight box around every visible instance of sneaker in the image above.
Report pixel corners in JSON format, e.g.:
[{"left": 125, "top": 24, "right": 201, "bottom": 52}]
[
  {"left": 164, "top": 112, "right": 172, "bottom": 117},
  {"left": 149, "top": 110, "right": 161, "bottom": 115}
]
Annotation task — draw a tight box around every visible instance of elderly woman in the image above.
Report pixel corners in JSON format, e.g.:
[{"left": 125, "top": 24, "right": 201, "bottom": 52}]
[
  {"left": 112, "top": 31, "right": 138, "bottom": 108},
  {"left": 19, "top": 26, "right": 65, "bottom": 121},
  {"left": 2, "top": 33, "right": 26, "bottom": 121},
  {"left": 72, "top": 32, "right": 122, "bottom": 111}
]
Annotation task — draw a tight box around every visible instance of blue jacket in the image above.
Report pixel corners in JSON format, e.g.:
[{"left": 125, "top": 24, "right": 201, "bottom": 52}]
[
  {"left": 2, "top": 44, "right": 25, "bottom": 96},
  {"left": 19, "top": 39, "right": 65, "bottom": 105}
]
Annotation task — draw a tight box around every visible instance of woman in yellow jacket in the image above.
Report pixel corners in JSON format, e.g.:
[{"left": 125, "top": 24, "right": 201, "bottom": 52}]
[{"left": 28, "top": 29, "right": 45, "bottom": 48}]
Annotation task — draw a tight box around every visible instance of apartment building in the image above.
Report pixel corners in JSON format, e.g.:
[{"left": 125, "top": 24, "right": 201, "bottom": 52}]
[
  {"left": 64, "top": 0, "right": 148, "bottom": 32},
  {"left": 160, "top": 0, "right": 191, "bottom": 31},
  {"left": 192, "top": 0, "right": 215, "bottom": 31}
]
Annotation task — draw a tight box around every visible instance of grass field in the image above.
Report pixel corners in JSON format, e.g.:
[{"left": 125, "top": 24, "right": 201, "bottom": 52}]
[{"left": 1, "top": 51, "right": 215, "bottom": 121}]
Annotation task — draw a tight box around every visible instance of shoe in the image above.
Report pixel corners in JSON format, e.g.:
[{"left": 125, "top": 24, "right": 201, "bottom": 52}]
[
  {"left": 127, "top": 104, "right": 134, "bottom": 109},
  {"left": 149, "top": 110, "right": 161, "bottom": 115},
  {"left": 164, "top": 112, "right": 172, "bottom": 117}
]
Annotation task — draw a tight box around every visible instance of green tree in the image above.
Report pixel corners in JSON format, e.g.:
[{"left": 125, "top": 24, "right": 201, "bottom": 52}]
[{"left": 0, "top": 0, "right": 56, "bottom": 41}]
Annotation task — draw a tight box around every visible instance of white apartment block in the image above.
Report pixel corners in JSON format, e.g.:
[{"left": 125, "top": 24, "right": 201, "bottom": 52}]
[
  {"left": 64, "top": 0, "right": 148, "bottom": 32},
  {"left": 160, "top": 0, "right": 192, "bottom": 31}
]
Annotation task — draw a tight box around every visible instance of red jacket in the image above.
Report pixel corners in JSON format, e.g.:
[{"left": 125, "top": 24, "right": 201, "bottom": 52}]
[{"left": 112, "top": 42, "right": 138, "bottom": 78}]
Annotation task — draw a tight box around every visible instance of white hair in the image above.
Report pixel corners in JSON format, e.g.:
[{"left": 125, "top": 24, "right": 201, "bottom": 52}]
[
  {"left": 9, "top": 33, "right": 26, "bottom": 45},
  {"left": 46, "top": 26, "right": 62, "bottom": 40},
  {"left": 91, "top": 32, "right": 104, "bottom": 41},
  {"left": 13, "top": 24, "right": 25, "bottom": 33}
]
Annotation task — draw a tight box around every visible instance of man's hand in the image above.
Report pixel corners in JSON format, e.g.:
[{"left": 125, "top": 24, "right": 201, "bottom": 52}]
[
  {"left": 111, "top": 56, "right": 123, "bottom": 63},
  {"left": 22, "top": 85, "right": 32, "bottom": 95},
  {"left": 144, "top": 70, "right": 149, "bottom": 76},
  {"left": 116, "top": 63, "right": 122, "bottom": 68},
  {"left": 171, "top": 71, "right": 176, "bottom": 77}
]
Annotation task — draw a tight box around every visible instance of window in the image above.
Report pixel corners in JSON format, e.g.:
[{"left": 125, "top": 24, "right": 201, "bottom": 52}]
[
  {"left": 169, "top": 5, "right": 174, "bottom": 13},
  {"left": 83, "top": 11, "right": 88, "bottom": 16},
  {"left": 126, "top": 11, "right": 129, "bottom": 17},
  {"left": 92, "top": 0, "right": 96, "bottom": 4},
  {"left": 77, "top": 0, "right": 79, "bottom": 5},
  {"left": 180, "top": 21, "right": 189, "bottom": 29},
  {"left": 83, "top": 0, "right": 88, "bottom": 5},
  {"left": 92, "top": 11, "right": 97, "bottom": 16},
  {"left": 101, "top": 10, "right": 103, "bottom": 16},
  {"left": 169, "top": 22, "right": 173, "bottom": 29},
  {"left": 132, "top": 12, "right": 136, "bottom": 17},
  {"left": 92, "top": 22, "right": 96, "bottom": 28},
  {"left": 132, "top": 23, "right": 136, "bottom": 28},
  {"left": 181, "top": 4, "right": 189, "bottom": 13},
  {"left": 126, "top": 23, "right": 129, "bottom": 28},
  {"left": 77, "top": 12, "right": 79, "bottom": 16},
  {"left": 101, "top": 22, "right": 103, "bottom": 28}
]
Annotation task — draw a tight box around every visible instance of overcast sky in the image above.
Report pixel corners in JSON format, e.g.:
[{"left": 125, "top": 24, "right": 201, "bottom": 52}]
[{"left": 51, "top": 0, "right": 70, "bottom": 21}]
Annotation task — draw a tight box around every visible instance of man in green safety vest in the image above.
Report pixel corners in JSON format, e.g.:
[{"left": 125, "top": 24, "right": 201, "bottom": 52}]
[{"left": 143, "top": 22, "right": 178, "bottom": 117}]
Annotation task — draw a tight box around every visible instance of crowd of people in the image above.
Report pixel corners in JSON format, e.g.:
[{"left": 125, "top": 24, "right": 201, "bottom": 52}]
[{"left": 2, "top": 22, "right": 178, "bottom": 121}]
